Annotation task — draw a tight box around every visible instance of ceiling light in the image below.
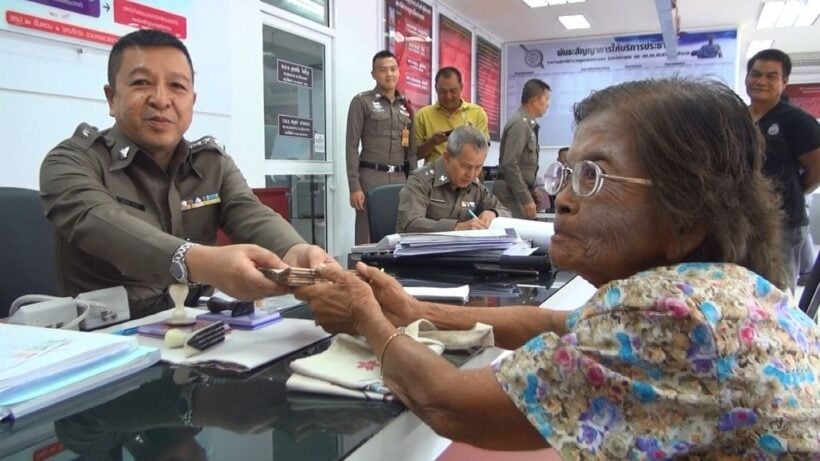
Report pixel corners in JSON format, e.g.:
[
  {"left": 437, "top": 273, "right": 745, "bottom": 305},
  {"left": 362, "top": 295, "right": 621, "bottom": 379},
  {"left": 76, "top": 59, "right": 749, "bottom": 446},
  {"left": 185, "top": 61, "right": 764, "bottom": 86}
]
[
  {"left": 747, "top": 39, "right": 774, "bottom": 58},
  {"left": 795, "top": 0, "right": 820, "bottom": 25},
  {"left": 757, "top": 0, "right": 820, "bottom": 28},
  {"left": 758, "top": 1, "right": 784, "bottom": 28},
  {"left": 776, "top": 0, "right": 804, "bottom": 27},
  {"left": 559, "top": 14, "right": 590, "bottom": 29},
  {"left": 521, "top": 0, "right": 585, "bottom": 7}
]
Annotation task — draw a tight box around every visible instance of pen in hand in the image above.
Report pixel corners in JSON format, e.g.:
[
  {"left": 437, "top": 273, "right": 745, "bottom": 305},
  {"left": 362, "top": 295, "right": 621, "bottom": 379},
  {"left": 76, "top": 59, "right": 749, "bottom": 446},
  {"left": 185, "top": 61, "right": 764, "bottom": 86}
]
[{"left": 468, "top": 209, "right": 487, "bottom": 229}]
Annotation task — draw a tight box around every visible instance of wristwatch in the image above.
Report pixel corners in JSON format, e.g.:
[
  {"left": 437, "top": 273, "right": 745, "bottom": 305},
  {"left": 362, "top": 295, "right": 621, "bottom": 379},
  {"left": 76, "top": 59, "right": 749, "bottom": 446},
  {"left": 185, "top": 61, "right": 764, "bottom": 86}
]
[{"left": 170, "top": 242, "right": 198, "bottom": 284}]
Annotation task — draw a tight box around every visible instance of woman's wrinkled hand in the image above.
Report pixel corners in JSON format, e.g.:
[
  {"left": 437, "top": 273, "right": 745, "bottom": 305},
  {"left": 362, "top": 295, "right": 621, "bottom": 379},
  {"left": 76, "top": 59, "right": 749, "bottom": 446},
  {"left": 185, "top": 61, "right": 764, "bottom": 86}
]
[
  {"left": 292, "top": 263, "right": 382, "bottom": 334},
  {"left": 353, "top": 262, "right": 423, "bottom": 327}
]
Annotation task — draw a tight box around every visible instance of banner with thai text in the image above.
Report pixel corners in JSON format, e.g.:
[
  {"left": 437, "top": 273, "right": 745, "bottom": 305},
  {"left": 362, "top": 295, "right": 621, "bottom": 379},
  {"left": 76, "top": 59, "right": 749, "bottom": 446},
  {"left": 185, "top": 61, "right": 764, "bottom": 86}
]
[{"left": 507, "top": 29, "right": 737, "bottom": 146}]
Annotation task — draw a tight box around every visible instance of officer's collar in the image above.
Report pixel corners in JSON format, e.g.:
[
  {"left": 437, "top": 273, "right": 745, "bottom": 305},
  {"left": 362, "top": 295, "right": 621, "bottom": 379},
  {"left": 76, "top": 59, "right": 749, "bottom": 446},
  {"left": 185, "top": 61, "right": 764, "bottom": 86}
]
[
  {"left": 431, "top": 158, "right": 451, "bottom": 187},
  {"left": 518, "top": 107, "right": 539, "bottom": 127},
  {"left": 106, "top": 125, "right": 197, "bottom": 177},
  {"left": 372, "top": 86, "right": 405, "bottom": 103}
]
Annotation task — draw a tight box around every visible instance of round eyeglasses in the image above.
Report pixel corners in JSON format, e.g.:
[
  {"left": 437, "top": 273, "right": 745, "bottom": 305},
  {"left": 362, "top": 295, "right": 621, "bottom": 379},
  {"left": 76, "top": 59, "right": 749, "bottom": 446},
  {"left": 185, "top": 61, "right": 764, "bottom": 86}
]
[{"left": 544, "top": 160, "right": 653, "bottom": 197}]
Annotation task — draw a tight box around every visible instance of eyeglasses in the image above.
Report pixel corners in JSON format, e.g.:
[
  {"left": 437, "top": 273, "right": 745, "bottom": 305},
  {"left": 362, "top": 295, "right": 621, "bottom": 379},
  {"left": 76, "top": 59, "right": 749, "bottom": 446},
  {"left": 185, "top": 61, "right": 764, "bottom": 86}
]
[{"left": 544, "top": 160, "right": 653, "bottom": 197}]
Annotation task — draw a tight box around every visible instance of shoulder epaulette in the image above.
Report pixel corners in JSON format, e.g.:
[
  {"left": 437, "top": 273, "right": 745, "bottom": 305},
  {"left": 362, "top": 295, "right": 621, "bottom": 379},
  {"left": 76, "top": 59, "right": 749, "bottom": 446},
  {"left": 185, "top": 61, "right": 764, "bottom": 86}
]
[
  {"left": 68, "top": 123, "right": 104, "bottom": 150},
  {"left": 189, "top": 136, "right": 227, "bottom": 155}
]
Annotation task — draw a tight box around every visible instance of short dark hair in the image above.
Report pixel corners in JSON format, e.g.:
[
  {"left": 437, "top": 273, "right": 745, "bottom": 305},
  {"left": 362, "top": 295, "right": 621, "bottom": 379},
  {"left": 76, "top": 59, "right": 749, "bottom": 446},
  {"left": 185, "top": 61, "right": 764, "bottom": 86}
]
[
  {"left": 108, "top": 29, "right": 194, "bottom": 89},
  {"left": 521, "top": 78, "right": 550, "bottom": 105},
  {"left": 372, "top": 50, "right": 397, "bottom": 69},
  {"left": 747, "top": 48, "right": 792, "bottom": 78},
  {"left": 573, "top": 77, "right": 786, "bottom": 288},
  {"left": 435, "top": 67, "right": 462, "bottom": 86}
]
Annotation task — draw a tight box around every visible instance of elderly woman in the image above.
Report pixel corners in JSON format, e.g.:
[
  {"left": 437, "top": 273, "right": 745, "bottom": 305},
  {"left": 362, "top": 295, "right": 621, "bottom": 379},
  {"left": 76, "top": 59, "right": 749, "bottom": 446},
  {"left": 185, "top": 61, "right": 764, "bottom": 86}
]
[{"left": 295, "top": 78, "right": 819, "bottom": 458}]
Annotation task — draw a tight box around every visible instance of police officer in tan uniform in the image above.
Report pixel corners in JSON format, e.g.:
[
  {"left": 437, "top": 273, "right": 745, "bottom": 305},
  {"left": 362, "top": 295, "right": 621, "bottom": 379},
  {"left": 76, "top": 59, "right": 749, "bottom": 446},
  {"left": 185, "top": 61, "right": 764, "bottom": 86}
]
[
  {"left": 396, "top": 126, "right": 509, "bottom": 233},
  {"left": 346, "top": 50, "right": 416, "bottom": 244},
  {"left": 493, "top": 79, "right": 551, "bottom": 219},
  {"left": 39, "top": 29, "right": 334, "bottom": 319}
]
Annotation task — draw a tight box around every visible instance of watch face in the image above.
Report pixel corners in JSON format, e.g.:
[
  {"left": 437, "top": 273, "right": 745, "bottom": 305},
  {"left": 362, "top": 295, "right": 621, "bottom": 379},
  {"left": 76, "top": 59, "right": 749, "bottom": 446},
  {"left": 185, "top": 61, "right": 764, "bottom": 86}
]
[{"left": 170, "top": 261, "right": 186, "bottom": 283}]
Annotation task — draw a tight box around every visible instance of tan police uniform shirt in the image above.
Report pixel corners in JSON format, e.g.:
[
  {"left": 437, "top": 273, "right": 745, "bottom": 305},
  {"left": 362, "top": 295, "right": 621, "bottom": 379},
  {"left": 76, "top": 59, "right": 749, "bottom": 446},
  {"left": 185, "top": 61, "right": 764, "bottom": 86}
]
[
  {"left": 345, "top": 87, "right": 416, "bottom": 194},
  {"left": 396, "top": 158, "right": 510, "bottom": 233},
  {"left": 493, "top": 108, "right": 540, "bottom": 219},
  {"left": 40, "top": 123, "right": 306, "bottom": 317}
]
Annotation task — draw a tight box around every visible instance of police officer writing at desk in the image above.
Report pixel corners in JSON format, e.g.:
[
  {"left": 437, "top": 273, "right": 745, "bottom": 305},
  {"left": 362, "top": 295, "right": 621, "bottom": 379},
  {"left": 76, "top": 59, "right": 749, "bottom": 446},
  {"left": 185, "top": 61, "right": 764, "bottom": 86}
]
[
  {"left": 39, "top": 29, "right": 335, "bottom": 320},
  {"left": 346, "top": 50, "right": 416, "bottom": 244},
  {"left": 396, "top": 126, "right": 509, "bottom": 233}
]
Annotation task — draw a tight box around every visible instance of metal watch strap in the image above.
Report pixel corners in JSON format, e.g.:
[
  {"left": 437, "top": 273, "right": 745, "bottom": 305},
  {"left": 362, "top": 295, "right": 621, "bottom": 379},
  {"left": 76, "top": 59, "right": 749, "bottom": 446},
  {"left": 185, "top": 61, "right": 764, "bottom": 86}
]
[{"left": 171, "top": 242, "right": 198, "bottom": 284}]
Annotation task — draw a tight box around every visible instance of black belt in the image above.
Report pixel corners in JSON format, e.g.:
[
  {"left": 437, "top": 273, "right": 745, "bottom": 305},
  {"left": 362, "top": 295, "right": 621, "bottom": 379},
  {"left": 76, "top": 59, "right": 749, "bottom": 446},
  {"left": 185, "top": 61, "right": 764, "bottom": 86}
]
[{"left": 360, "top": 161, "right": 405, "bottom": 173}]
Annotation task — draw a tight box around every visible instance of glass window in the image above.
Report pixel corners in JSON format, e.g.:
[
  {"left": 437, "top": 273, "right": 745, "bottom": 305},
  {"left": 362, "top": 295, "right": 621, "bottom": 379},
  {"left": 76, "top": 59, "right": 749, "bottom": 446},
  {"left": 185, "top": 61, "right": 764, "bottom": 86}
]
[
  {"left": 266, "top": 174, "right": 327, "bottom": 248},
  {"left": 263, "top": 26, "right": 326, "bottom": 161},
  {"left": 262, "top": 0, "right": 328, "bottom": 26}
]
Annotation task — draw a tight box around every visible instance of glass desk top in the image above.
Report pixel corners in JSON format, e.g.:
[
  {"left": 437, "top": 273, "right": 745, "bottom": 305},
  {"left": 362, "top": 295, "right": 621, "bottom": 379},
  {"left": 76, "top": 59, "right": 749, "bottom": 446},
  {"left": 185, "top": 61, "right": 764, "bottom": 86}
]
[{"left": 0, "top": 270, "right": 567, "bottom": 461}]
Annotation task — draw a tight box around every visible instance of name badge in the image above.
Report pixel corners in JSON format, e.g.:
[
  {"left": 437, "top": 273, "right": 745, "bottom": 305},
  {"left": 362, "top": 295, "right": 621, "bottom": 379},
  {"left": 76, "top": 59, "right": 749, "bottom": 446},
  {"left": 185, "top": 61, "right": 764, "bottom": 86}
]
[
  {"left": 460, "top": 201, "right": 476, "bottom": 208},
  {"left": 181, "top": 193, "right": 221, "bottom": 211}
]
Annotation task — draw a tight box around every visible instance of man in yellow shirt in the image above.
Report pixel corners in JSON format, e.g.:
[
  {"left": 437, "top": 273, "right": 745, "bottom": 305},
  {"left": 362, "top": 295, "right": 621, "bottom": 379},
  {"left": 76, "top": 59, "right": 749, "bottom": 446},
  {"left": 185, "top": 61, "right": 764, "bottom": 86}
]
[{"left": 414, "top": 67, "right": 489, "bottom": 164}]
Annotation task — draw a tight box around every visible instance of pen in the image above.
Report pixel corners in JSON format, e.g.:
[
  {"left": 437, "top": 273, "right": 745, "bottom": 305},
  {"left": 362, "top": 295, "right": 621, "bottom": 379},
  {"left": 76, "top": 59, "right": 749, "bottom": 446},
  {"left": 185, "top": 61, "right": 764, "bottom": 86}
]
[{"left": 468, "top": 209, "right": 487, "bottom": 229}]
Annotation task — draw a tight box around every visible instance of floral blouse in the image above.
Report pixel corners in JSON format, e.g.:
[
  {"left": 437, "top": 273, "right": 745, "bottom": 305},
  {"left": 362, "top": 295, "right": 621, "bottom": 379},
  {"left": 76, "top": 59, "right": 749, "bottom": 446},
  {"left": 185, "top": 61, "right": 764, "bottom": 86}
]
[{"left": 494, "top": 263, "right": 819, "bottom": 460}]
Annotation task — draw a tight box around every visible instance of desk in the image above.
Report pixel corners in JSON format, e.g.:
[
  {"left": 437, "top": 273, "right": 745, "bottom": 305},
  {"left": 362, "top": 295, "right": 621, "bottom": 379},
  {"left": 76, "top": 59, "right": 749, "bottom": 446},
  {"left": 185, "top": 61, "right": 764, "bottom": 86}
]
[{"left": 0, "top": 273, "right": 576, "bottom": 461}]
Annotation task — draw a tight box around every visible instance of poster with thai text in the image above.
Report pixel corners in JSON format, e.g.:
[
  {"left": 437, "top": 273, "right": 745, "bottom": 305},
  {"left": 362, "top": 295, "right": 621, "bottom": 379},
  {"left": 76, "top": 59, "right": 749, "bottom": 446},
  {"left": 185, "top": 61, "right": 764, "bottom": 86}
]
[
  {"left": 506, "top": 29, "right": 737, "bottom": 146},
  {"left": 476, "top": 36, "right": 501, "bottom": 141},
  {"left": 385, "top": 0, "right": 432, "bottom": 112},
  {"left": 438, "top": 14, "right": 471, "bottom": 102},
  {"left": 3, "top": 0, "right": 190, "bottom": 46}
]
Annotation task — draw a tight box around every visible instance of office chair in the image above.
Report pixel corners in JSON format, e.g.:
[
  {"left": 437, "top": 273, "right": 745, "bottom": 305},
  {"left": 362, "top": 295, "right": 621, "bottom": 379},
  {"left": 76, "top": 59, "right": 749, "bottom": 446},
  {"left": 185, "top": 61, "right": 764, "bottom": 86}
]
[
  {"left": 0, "top": 187, "right": 60, "bottom": 317},
  {"left": 366, "top": 183, "right": 405, "bottom": 243},
  {"left": 798, "top": 250, "right": 820, "bottom": 321}
]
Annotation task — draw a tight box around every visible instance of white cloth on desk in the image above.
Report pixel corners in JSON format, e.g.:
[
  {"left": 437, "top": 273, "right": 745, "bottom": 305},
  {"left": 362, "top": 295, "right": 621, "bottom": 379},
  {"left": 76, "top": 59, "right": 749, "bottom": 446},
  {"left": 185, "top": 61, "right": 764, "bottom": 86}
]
[{"left": 286, "top": 319, "right": 494, "bottom": 400}]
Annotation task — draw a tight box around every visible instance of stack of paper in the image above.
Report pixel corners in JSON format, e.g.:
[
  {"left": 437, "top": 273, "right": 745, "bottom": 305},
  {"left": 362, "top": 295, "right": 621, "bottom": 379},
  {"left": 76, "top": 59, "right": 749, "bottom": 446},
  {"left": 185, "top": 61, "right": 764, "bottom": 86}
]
[
  {"left": 394, "top": 228, "right": 521, "bottom": 257},
  {"left": 403, "top": 284, "right": 469, "bottom": 302},
  {"left": 0, "top": 324, "right": 159, "bottom": 425}
]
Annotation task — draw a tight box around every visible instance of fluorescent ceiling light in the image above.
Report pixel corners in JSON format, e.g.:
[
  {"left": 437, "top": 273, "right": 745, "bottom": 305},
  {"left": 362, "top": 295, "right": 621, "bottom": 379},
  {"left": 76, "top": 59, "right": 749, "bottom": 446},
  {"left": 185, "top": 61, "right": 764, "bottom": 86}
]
[
  {"left": 758, "top": 1, "right": 784, "bottom": 28},
  {"left": 776, "top": 0, "right": 804, "bottom": 26},
  {"left": 795, "top": 0, "right": 820, "bottom": 25},
  {"left": 747, "top": 39, "right": 774, "bottom": 58},
  {"left": 521, "top": 0, "right": 585, "bottom": 7},
  {"left": 559, "top": 14, "right": 590, "bottom": 29},
  {"left": 757, "top": 0, "right": 820, "bottom": 28}
]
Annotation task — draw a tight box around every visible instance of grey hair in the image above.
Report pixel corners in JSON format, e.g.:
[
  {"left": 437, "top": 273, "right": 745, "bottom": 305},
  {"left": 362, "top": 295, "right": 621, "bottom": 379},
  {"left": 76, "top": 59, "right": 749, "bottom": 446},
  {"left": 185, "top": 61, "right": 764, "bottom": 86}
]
[{"left": 446, "top": 125, "right": 488, "bottom": 158}]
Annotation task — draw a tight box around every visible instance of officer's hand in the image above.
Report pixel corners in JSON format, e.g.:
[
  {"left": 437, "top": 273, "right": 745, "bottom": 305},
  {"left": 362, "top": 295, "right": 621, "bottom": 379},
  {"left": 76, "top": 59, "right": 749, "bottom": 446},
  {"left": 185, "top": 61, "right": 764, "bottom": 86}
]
[
  {"left": 282, "top": 243, "right": 340, "bottom": 270},
  {"left": 350, "top": 190, "right": 365, "bottom": 210},
  {"left": 186, "top": 244, "right": 290, "bottom": 299},
  {"left": 478, "top": 210, "right": 496, "bottom": 228},
  {"left": 454, "top": 219, "right": 486, "bottom": 230},
  {"left": 430, "top": 131, "right": 449, "bottom": 145},
  {"left": 523, "top": 201, "right": 537, "bottom": 219}
]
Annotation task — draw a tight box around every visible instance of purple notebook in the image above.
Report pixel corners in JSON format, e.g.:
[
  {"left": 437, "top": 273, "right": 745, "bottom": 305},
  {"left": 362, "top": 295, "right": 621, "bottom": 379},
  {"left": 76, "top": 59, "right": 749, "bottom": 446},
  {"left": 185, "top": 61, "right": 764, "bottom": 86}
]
[
  {"left": 196, "top": 307, "right": 282, "bottom": 329},
  {"left": 137, "top": 320, "right": 230, "bottom": 338}
]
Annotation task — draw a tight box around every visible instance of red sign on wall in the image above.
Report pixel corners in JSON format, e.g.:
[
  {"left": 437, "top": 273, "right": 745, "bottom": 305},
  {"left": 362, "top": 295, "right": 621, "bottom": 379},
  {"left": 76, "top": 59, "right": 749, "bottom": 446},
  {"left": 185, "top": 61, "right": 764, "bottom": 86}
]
[
  {"left": 385, "top": 0, "right": 433, "bottom": 112},
  {"left": 439, "top": 14, "right": 472, "bottom": 102},
  {"left": 475, "top": 36, "right": 501, "bottom": 141},
  {"left": 785, "top": 83, "right": 820, "bottom": 119},
  {"left": 114, "top": 0, "right": 187, "bottom": 39}
]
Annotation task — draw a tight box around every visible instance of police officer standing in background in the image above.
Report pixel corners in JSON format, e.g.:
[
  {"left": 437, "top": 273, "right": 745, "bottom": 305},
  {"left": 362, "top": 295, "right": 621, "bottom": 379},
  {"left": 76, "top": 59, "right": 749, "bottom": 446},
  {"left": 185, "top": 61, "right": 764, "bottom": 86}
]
[
  {"left": 346, "top": 50, "right": 416, "bottom": 244},
  {"left": 493, "top": 79, "right": 550, "bottom": 219}
]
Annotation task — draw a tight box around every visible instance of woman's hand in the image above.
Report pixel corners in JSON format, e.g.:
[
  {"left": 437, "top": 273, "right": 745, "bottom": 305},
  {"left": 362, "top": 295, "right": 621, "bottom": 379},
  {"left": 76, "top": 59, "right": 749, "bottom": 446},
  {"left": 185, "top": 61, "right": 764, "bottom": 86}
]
[
  {"left": 353, "top": 262, "right": 424, "bottom": 327},
  {"left": 293, "top": 263, "right": 383, "bottom": 334}
]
